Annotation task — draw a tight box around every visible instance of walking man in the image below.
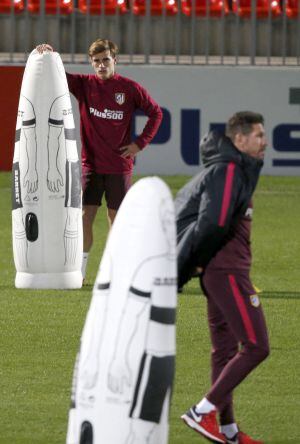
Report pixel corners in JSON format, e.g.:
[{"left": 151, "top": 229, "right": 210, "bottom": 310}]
[{"left": 176, "top": 111, "right": 270, "bottom": 444}]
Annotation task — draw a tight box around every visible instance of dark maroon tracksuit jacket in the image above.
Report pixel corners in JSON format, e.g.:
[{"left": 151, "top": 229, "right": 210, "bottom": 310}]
[{"left": 175, "top": 131, "right": 270, "bottom": 425}]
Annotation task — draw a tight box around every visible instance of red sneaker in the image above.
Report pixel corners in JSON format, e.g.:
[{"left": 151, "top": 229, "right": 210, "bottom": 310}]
[
  {"left": 226, "top": 431, "right": 264, "bottom": 444},
  {"left": 181, "top": 406, "right": 226, "bottom": 443}
]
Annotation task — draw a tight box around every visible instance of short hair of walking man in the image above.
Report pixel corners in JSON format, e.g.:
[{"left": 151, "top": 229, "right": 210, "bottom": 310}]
[{"left": 176, "top": 111, "right": 269, "bottom": 444}]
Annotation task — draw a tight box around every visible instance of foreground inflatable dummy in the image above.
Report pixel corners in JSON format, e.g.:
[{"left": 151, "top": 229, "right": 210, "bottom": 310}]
[
  {"left": 12, "top": 49, "right": 82, "bottom": 289},
  {"left": 66, "top": 176, "right": 177, "bottom": 444}
]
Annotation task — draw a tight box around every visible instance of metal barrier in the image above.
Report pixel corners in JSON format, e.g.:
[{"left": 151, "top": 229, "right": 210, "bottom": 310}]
[{"left": 0, "top": 0, "right": 299, "bottom": 65}]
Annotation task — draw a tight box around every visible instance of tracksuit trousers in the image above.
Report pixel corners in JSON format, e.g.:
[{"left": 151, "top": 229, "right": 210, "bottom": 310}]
[{"left": 201, "top": 269, "right": 270, "bottom": 425}]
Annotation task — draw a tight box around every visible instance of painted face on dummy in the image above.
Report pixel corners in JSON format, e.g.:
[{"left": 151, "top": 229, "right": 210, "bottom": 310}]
[
  {"left": 90, "top": 50, "right": 116, "bottom": 80},
  {"left": 235, "top": 123, "right": 267, "bottom": 160}
]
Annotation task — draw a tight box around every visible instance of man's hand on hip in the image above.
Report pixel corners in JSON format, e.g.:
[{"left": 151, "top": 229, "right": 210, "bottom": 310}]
[{"left": 119, "top": 142, "right": 140, "bottom": 159}]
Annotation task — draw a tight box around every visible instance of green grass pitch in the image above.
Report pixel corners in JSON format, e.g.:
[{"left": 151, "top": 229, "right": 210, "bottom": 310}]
[{"left": 0, "top": 172, "right": 300, "bottom": 443}]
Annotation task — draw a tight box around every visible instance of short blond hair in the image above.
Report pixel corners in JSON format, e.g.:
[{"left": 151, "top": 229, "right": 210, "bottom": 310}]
[{"left": 88, "top": 39, "right": 119, "bottom": 58}]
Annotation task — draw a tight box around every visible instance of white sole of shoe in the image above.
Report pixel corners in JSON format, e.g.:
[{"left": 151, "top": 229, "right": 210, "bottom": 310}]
[{"left": 181, "top": 413, "right": 225, "bottom": 443}]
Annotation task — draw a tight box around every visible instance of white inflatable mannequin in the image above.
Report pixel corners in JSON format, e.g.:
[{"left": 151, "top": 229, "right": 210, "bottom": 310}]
[
  {"left": 12, "top": 50, "right": 82, "bottom": 289},
  {"left": 66, "top": 176, "right": 177, "bottom": 444}
]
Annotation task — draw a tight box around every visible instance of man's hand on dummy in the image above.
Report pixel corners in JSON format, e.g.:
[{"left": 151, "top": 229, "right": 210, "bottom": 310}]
[
  {"left": 36, "top": 44, "right": 54, "bottom": 53},
  {"left": 119, "top": 142, "right": 140, "bottom": 160}
]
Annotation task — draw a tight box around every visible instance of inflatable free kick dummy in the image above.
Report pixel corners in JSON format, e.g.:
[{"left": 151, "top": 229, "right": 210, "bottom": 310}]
[
  {"left": 66, "top": 177, "right": 177, "bottom": 444},
  {"left": 12, "top": 49, "right": 82, "bottom": 289}
]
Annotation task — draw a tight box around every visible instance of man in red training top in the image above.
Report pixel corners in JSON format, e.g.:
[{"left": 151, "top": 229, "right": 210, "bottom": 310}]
[{"left": 37, "top": 40, "right": 163, "bottom": 281}]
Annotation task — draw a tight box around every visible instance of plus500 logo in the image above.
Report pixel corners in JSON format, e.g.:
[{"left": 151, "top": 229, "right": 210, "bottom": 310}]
[
  {"left": 132, "top": 109, "right": 300, "bottom": 167},
  {"left": 90, "top": 107, "right": 124, "bottom": 120}
]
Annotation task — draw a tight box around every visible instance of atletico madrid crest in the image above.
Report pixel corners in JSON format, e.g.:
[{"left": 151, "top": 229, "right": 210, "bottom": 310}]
[{"left": 115, "top": 93, "right": 125, "bottom": 105}]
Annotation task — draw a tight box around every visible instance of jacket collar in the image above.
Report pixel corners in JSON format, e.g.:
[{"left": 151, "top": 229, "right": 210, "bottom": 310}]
[
  {"left": 201, "top": 130, "right": 263, "bottom": 168},
  {"left": 201, "top": 130, "right": 263, "bottom": 191}
]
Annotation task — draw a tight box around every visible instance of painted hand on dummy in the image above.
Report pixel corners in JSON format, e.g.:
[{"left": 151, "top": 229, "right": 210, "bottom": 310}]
[
  {"left": 80, "top": 361, "right": 99, "bottom": 390},
  {"left": 47, "top": 168, "right": 64, "bottom": 192},
  {"left": 107, "top": 358, "right": 132, "bottom": 394},
  {"left": 24, "top": 168, "right": 38, "bottom": 193}
]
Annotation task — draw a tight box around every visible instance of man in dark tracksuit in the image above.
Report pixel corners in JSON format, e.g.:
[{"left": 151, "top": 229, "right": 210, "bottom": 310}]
[{"left": 176, "top": 112, "right": 270, "bottom": 444}]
